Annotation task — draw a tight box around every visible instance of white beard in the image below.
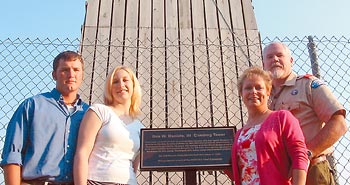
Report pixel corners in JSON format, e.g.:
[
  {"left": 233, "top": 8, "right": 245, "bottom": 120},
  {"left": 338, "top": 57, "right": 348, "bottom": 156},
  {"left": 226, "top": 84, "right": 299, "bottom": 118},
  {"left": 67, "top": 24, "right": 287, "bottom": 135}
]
[{"left": 270, "top": 67, "right": 285, "bottom": 79}]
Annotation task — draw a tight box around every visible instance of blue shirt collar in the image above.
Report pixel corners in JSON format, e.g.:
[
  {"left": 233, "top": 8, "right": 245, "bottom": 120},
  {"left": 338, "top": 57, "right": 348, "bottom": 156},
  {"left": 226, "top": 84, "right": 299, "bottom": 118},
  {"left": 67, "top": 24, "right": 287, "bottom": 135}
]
[{"left": 51, "top": 88, "right": 83, "bottom": 106}]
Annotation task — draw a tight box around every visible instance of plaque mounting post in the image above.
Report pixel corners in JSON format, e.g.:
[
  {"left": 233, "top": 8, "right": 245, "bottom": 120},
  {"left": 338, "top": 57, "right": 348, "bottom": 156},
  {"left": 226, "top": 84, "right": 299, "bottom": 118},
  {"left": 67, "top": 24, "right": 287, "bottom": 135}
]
[{"left": 184, "top": 170, "right": 196, "bottom": 185}]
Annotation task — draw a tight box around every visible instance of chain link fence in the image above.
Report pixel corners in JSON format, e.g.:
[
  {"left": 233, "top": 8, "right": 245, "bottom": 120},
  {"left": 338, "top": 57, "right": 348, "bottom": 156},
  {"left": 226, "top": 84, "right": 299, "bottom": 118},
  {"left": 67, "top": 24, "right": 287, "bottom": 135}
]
[{"left": 0, "top": 36, "right": 349, "bottom": 184}]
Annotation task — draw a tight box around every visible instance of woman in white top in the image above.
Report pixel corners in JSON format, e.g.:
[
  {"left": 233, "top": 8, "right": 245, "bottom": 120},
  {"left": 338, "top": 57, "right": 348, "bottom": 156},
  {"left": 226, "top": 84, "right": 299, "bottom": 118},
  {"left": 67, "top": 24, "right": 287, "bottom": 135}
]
[{"left": 74, "top": 66, "right": 144, "bottom": 185}]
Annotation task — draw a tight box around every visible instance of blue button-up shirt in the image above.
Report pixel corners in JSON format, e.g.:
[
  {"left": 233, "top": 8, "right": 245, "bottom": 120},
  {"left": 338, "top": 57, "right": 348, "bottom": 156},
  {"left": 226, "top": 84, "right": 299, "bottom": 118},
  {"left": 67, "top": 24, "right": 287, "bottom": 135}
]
[{"left": 0, "top": 88, "right": 89, "bottom": 182}]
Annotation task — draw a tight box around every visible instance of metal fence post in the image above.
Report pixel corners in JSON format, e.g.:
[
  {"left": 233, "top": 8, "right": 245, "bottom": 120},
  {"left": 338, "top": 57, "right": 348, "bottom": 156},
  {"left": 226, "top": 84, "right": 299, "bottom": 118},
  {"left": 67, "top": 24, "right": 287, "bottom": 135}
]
[
  {"left": 307, "top": 35, "right": 339, "bottom": 185},
  {"left": 307, "top": 36, "right": 321, "bottom": 79}
]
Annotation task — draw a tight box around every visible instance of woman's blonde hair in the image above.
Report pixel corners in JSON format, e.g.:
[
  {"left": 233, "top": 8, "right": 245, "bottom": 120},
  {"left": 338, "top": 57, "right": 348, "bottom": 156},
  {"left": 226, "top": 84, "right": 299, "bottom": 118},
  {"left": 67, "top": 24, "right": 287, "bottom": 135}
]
[
  {"left": 237, "top": 66, "right": 272, "bottom": 95},
  {"left": 104, "top": 66, "right": 142, "bottom": 118}
]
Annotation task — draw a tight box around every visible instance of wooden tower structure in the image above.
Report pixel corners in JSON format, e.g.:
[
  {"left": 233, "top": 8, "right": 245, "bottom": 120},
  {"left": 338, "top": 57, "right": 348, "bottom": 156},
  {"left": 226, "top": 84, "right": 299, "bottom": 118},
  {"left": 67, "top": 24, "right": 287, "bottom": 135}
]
[{"left": 79, "top": 0, "right": 261, "bottom": 184}]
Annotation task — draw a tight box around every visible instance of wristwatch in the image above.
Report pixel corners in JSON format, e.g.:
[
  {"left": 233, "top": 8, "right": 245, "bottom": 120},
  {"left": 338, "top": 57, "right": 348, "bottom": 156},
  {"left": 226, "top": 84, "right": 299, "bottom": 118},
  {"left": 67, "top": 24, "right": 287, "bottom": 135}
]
[{"left": 307, "top": 150, "right": 313, "bottom": 159}]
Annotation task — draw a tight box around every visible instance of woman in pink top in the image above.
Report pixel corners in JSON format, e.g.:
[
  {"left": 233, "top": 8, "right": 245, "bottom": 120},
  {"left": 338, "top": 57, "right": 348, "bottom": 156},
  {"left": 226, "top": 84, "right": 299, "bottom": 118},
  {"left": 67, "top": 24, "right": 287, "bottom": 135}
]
[{"left": 225, "top": 67, "right": 308, "bottom": 185}]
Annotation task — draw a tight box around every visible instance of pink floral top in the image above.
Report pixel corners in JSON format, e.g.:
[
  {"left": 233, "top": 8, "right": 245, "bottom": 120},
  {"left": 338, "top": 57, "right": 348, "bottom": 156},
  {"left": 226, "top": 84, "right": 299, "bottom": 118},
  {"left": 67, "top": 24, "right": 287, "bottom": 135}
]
[{"left": 237, "top": 124, "right": 261, "bottom": 185}]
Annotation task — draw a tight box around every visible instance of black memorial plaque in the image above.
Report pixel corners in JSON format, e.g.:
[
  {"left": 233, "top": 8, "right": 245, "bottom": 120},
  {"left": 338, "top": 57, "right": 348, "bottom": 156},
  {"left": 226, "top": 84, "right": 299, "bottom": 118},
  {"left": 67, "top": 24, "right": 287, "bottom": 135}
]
[{"left": 140, "top": 127, "right": 235, "bottom": 171}]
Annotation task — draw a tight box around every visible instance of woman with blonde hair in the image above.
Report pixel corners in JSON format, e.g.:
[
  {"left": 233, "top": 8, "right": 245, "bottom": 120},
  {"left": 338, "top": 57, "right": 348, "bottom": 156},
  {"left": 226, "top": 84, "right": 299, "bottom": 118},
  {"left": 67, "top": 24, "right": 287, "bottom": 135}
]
[{"left": 74, "top": 66, "right": 144, "bottom": 185}]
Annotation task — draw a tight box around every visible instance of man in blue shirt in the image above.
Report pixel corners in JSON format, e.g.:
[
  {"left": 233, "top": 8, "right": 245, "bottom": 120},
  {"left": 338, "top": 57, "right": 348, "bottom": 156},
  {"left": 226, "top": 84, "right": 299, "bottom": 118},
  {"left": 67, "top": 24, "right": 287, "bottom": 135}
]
[{"left": 0, "top": 51, "right": 89, "bottom": 184}]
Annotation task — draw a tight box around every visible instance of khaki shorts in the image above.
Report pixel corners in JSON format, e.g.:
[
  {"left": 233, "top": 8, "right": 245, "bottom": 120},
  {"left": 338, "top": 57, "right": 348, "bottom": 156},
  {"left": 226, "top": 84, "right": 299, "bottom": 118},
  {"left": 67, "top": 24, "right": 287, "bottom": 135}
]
[{"left": 307, "top": 160, "right": 335, "bottom": 185}]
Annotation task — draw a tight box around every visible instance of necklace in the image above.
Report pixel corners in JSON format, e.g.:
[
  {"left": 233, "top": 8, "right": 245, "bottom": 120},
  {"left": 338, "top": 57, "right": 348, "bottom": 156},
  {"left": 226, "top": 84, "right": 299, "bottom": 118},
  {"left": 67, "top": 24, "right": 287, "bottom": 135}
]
[
  {"left": 245, "top": 109, "right": 270, "bottom": 128},
  {"left": 64, "top": 99, "right": 77, "bottom": 105},
  {"left": 110, "top": 106, "right": 133, "bottom": 124}
]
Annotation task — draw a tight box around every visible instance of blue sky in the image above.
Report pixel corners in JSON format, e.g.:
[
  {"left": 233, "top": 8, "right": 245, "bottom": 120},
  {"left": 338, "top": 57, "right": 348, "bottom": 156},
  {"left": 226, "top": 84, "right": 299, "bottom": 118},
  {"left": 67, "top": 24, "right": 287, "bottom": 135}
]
[
  {"left": 0, "top": 0, "right": 349, "bottom": 39},
  {"left": 0, "top": 0, "right": 85, "bottom": 39},
  {"left": 253, "top": 0, "right": 350, "bottom": 38}
]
